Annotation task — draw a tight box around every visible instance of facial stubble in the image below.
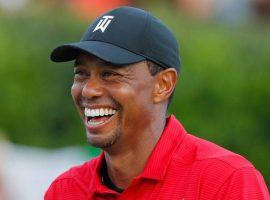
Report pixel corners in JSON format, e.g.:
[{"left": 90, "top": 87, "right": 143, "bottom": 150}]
[{"left": 86, "top": 124, "right": 121, "bottom": 148}]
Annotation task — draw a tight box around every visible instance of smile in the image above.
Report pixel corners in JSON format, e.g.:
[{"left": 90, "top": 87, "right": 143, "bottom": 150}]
[{"left": 84, "top": 107, "right": 117, "bottom": 127}]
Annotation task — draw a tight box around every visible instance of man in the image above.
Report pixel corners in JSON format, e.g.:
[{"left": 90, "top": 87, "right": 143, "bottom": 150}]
[{"left": 45, "top": 6, "right": 269, "bottom": 200}]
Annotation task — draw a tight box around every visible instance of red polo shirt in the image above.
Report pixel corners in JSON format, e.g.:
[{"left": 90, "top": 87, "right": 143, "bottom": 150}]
[{"left": 45, "top": 115, "right": 269, "bottom": 200}]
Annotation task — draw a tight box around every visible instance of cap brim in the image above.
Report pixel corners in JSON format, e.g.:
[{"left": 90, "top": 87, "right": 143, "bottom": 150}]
[{"left": 50, "top": 41, "right": 145, "bottom": 65}]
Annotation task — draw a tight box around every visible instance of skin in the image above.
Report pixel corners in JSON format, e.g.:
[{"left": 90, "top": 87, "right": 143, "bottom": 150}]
[{"left": 71, "top": 53, "right": 178, "bottom": 189}]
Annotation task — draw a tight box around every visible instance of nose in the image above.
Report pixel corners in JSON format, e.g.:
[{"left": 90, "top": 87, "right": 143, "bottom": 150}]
[{"left": 82, "top": 77, "right": 104, "bottom": 99}]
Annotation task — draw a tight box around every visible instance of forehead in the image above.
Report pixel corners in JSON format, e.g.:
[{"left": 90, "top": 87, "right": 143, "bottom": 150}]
[
  {"left": 74, "top": 53, "right": 122, "bottom": 69},
  {"left": 74, "top": 52, "right": 154, "bottom": 83},
  {"left": 73, "top": 53, "right": 151, "bottom": 77}
]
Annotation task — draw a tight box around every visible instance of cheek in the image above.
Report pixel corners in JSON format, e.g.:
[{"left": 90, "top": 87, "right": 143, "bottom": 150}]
[
  {"left": 108, "top": 85, "right": 143, "bottom": 108},
  {"left": 118, "top": 87, "right": 153, "bottom": 136},
  {"left": 109, "top": 83, "right": 153, "bottom": 120},
  {"left": 71, "top": 83, "right": 85, "bottom": 118},
  {"left": 71, "top": 82, "right": 82, "bottom": 105},
  {"left": 109, "top": 80, "right": 153, "bottom": 104}
]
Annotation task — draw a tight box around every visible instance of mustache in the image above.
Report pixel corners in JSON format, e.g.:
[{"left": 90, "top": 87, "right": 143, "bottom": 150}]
[{"left": 78, "top": 96, "right": 121, "bottom": 108}]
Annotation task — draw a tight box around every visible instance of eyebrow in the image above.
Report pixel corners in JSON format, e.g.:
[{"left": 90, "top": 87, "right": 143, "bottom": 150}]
[
  {"left": 74, "top": 58, "right": 122, "bottom": 69},
  {"left": 74, "top": 60, "right": 83, "bottom": 67}
]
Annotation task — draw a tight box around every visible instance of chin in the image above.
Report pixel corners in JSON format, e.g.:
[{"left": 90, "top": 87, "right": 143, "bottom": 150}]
[{"left": 86, "top": 130, "right": 120, "bottom": 149}]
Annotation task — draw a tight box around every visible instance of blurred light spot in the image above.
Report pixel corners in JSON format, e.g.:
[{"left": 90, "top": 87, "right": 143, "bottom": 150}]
[
  {"left": 0, "top": 0, "right": 28, "bottom": 12},
  {"left": 70, "top": 0, "right": 131, "bottom": 19}
]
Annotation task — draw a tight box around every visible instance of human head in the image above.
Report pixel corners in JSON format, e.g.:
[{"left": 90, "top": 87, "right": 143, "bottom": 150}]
[
  {"left": 71, "top": 53, "right": 177, "bottom": 148},
  {"left": 50, "top": 6, "right": 181, "bottom": 148}
]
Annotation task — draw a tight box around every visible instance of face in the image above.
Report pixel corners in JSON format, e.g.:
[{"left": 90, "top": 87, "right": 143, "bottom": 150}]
[{"left": 71, "top": 53, "right": 156, "bottom": 149}]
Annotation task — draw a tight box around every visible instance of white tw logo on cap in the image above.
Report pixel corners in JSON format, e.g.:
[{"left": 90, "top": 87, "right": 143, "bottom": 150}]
[{"left": 93, "top": 15, "right": 114, "bottom": 33}]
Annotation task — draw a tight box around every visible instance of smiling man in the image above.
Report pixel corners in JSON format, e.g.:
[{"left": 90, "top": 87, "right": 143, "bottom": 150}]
[{"left": 45, "top": 6, "right": 269, "bottom": 200}]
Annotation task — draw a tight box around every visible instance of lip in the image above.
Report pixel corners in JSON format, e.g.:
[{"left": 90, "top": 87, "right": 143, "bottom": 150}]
[
  {"left": 84, "top": 111, "right": 117, "bottom": 133},
  {"left": 82, "top": 103, "right": 117, "bottom": 110}
]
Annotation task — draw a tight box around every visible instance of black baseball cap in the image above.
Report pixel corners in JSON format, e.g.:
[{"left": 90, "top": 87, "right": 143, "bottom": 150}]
[{"left": 51, "top": 6, "right": 181, "bottom": 72}]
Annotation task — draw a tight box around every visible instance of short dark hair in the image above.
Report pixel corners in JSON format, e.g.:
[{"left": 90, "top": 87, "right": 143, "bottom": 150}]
[{"left": 146, "top": 60, "right": 175, "bottom": 108}]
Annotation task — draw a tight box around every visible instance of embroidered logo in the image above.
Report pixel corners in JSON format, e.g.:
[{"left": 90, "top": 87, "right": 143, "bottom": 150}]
[{"left": 93, "top": 15, "right": 114, "bottom": 33}]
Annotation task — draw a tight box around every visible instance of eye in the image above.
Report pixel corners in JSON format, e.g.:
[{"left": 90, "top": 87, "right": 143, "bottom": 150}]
[
  {"left": 73, "top": 68, "right": 89, "bottom": 80},
  {"left": 101, "top": 70, "right": 118, "bottom": 78},
  {"left": 74, "top": 68, "right": 86, "bottom": 75}
]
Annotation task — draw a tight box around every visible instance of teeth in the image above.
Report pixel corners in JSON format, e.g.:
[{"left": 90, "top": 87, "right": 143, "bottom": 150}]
[
  {"left": 108, "top": 109, "right": 112, "bottom": 115},
  {"left": 87, "top": 120, "right": 105, "bottom": 126},
  {"left": 90, "top": 109, "right": 95, "bottom": 116},
  {"left": 85, "top": 108, "right": 91, "bottom": 116},
  {"left": 84, "top": 108, "right": 117, "bottom": 117},
  {"left": 100, "top": 108, "right": 104, "bottom": 116}
]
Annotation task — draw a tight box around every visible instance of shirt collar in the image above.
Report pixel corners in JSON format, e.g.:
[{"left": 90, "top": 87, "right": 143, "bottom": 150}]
[
  {"left": 138, "top": 114, "right": 187, "bottom": 180},
  {"left": 89, "top": 152, "right": 120, "bottom": 196}
]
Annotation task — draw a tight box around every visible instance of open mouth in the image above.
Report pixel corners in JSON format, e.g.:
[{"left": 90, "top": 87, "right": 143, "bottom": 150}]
[{"left": 84, "top": 107, "right": 116, "bottom": 127}]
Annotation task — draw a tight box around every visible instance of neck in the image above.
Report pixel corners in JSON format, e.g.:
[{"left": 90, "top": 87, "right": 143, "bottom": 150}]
[{"left": 103, "top": 116, "right": 166, "bottom": 189}]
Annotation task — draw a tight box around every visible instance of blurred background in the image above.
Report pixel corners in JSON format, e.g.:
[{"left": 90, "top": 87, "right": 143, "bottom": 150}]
[{"left": 0, "top": 0, "right": 269, "bottom": 199}]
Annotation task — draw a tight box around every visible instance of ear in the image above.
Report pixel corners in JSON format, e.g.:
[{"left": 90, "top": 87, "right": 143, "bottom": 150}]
[{"left": 152, "top": 68, "right": 178, "bottom": 104}]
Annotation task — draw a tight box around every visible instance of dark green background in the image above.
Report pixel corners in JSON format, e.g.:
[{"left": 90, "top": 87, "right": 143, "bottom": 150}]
[{"left": 0, "top": 3, "right": 269, "bottom": 185}]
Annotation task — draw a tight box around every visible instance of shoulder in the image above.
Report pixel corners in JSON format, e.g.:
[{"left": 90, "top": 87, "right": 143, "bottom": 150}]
[
  {"left": 172, "top": 133, "right": 256, "bottom": 187},
  {"left": 177, "top": 133, "right": 254, "bottom": 169},
  {"left": 44, "top": 157, "right": 99, "bottom": 199},
  {"left": 172, "top": 134, "right": 269, "bottom": 198}
]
